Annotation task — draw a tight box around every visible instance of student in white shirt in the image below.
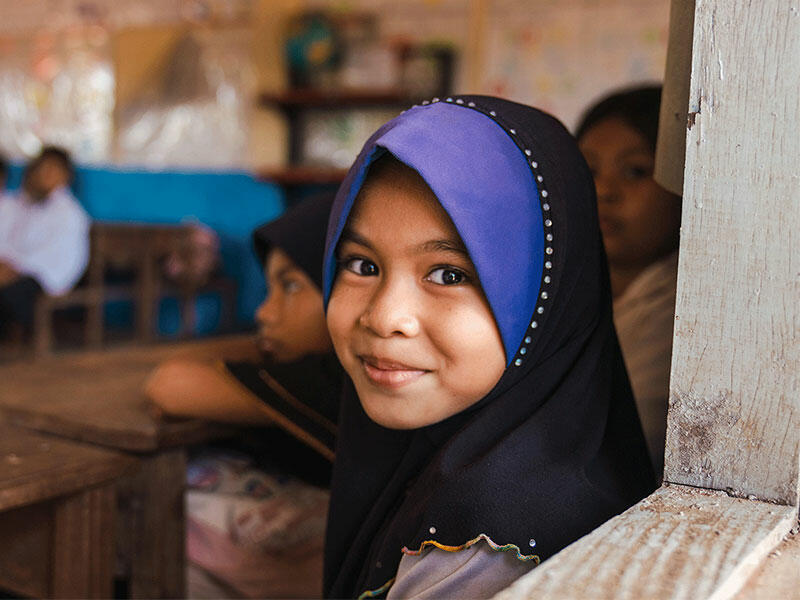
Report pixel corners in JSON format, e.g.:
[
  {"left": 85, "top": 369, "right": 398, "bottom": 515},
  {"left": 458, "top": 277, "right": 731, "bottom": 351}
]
[{"left": 0, "top": 147, "right": 90, "bottom": 340}]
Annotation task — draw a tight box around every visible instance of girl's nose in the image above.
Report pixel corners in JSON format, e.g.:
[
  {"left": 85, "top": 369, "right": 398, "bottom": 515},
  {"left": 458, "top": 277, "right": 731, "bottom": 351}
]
[
  {"left": 594, "top": 174, "right": 618, "bottom": 205},
  {"left": 256, "top": 293, "right": 279, "bottom": 326},
  {"left": 358, "top": 278, "right": 420, "bottom": 338}
]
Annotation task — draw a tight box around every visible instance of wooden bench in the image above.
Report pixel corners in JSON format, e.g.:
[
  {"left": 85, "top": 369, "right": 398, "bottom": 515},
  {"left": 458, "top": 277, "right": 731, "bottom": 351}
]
[
  {"left": 0, "top": 425, "right": 135, "bottom": 599},
  {"left": 0, "top": 337, "right": 244, "bottom": 597},
  {"left": 32, "top": 222, "right": 237, "bottom": 357}
]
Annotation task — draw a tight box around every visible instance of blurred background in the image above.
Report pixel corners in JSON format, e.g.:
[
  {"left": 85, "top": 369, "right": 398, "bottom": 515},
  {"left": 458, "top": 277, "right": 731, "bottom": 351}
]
[{"left": 0, "top": 0, "right": 670, "bottom": 350}]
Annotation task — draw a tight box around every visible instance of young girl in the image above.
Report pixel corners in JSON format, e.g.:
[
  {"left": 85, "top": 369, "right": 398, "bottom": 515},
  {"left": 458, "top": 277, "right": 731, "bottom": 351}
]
[
  {"left": 145, "top": 194, "right": 342, "bottom": 598},
  {"left": 147, "top": 194, "right": 340, "bottom": 461},
  {"left": 321, "top": 96, "right": 655, "bottom": 598},
  {"left": 576, "top": 86, "right": 682, "bottom": 476}
]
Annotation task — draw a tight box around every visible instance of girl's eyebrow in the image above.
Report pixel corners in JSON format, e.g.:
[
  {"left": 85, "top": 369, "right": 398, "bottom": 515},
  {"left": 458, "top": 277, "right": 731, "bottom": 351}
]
[
  {"left": 272, "top": 265, "right": 302, "bottom": 280},
  {"left": 418, "top": 238, "right": 470, "bottom": 259},
  {"left": 340, "top": 228, "right": 470, "bottom": 259},
  {"left": 339, "top": 227, "right": 374, "bottom": 251},
  {"left": 617, "top": 146, "right": 653, "bottom": 160}
]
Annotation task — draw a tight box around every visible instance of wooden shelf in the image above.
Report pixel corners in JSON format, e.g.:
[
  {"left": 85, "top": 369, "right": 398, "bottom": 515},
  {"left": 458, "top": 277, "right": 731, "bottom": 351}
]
[
  {"left": 257, "top": 166, "right": 348, "bottom": 186},
  {"left": 259, "top": 88, "right": 420, "bottom": 110}
]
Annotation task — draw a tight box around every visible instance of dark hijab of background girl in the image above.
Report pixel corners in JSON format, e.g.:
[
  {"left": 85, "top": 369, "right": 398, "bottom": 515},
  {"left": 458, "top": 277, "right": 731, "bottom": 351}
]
[
  {"left": 322, "top": 96, "right": 655, "bottom": 598},
  {"left": 226, "top": 193, "right": 342, "bottom": 477}
]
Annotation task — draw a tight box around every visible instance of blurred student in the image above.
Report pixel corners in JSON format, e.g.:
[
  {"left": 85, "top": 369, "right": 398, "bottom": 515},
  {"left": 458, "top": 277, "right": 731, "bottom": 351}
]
[
  {"left": 0, "top": 147, "right": 89, "bottom": 340},
  {"left": 145, "top": 194, "right": 341, "bottom": 598},
  {"left": 576, "top": 86, "right": 682, "bottom": 476}
]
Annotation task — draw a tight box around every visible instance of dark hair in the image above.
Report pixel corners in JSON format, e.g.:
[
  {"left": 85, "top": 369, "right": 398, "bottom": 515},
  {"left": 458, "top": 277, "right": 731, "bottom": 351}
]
[
  {"left": 27, "top": 145, "right": 75, "bottom": 181},
  {"left": 575, "top": 85, "right": 662, "bottom": 152},
  {"left": 0, "top": 154, "right": 7, "bottom": 184}
]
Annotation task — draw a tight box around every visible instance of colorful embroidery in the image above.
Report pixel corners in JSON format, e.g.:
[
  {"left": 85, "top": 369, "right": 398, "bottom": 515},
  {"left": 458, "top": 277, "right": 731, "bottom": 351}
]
[
  {"left": 357, "top": 577, "right": 396, "bottom": 599},
  {"left": 401, "top": 533, "right": 541, "bottom": 563}
]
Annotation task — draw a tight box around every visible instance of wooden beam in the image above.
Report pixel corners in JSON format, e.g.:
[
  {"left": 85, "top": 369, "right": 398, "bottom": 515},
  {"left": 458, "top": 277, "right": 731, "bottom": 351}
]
[
  {"left": 734, "top": 531, "right": 800, "bottom": 599},
  {"left": 493, "top": 485, "right": 796, "bottom": 600},
  {"left": 665, "top": 0, "right": 800, "bottom": 505}
]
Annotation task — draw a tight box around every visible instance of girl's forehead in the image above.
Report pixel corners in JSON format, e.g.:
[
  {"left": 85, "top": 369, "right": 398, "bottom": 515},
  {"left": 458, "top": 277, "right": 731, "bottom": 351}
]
[{"left": 349, "top": 174, "right": 462, "bottom": 244}]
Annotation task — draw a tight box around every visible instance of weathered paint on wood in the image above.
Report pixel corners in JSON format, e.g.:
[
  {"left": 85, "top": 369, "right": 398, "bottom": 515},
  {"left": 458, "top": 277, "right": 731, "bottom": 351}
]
[
  {"left": 735, "top": 532, "right": 800, "bottom": 599},
  {"left": 654, "top": 0, "right": 695, "bottom": 195},
  {"left": 492, "top": 485, "right": 796, "bottom": 600},
  {"left": 664, "top": 0, "right": 800, "bottom": 504}
]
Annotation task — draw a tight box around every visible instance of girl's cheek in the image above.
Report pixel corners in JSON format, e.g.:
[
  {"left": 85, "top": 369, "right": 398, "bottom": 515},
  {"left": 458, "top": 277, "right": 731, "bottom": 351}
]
[{"left": 326, "top": 290, "right": 355, "bottom": 353}]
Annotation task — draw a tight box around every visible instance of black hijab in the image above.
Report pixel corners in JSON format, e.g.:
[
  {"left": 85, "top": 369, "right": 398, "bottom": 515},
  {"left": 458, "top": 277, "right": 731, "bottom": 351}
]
[
  {"left": 321, "top": 96, "right": 655, "bottom": 598},
  {"left": 253, "top": 193, "right": 334, "bottom": 289}
]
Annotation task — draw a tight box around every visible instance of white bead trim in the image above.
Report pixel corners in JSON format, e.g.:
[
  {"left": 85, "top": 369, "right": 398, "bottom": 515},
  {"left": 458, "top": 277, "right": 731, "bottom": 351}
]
[{"left": 416, "top": 96, "right": 556, "bottom": 369}]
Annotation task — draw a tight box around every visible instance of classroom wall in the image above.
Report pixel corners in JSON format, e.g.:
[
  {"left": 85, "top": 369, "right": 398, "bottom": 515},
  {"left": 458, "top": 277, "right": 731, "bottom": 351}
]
[
  {"left": 0, "top": 0, "right": 670, "bottom": 330},
  {"left": 290, "top": 0, "right": 670, "bottom": 129},
  {"left": 0, "top": 0, "right": 670, "bottom": 164}
]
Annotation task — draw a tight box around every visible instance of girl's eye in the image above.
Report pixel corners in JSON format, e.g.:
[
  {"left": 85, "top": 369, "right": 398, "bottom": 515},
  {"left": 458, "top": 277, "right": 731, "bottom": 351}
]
[
  {"left": 281, "top": 278, "right": 302, "bottom": 294},
  {"left": 427, "top": 267, "right": 467, "bottom": 286},
  {"left": 622, "top": 165, "right": 652, "bottom": 180},
  {"left": 343, "top": 257, "right": 379, "bottom": 277}
]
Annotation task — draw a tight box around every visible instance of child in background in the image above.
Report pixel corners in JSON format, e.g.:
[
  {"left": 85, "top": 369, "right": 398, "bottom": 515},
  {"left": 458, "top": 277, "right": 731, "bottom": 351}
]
[
  {"left": 322, "top": 96, "right": 655, "bottom": 599},
  {"left": 145, "top": 194, "right": 342, "bottom": 598},
  {"left": 576, "top": 86, "right": 681, "bottom": 477},
  {"left": 0, "top": 146, "right": 89, "bottom": 341}
]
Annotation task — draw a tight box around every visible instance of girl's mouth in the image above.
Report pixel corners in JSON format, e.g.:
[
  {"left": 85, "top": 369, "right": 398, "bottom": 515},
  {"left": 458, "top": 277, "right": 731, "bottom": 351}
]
[
  {"left": 257, "top": 335, "right": 280, "bottom": 355},
  {"left": 359, "top": 355, "right": 428, "bottom": 389}
]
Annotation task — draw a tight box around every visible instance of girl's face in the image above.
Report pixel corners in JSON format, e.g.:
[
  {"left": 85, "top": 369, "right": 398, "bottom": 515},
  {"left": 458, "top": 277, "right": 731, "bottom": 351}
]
[
  {"left": 578, "top": 116, "right": 681, "bottom": 270},
  {"left": 327, "top": 164, "right": 506, "bottom": 430},
  {"left": 256, "top": 247, "right": 332, "bottom": 363}
]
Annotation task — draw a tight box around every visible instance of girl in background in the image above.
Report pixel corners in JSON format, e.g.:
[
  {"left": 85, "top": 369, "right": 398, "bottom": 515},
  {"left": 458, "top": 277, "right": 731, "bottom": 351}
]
[
  {"left": 322, "top": 96, "right": 654, "bottom": 599},
  {"left": 146, "top": 194, "right": 342, "bottom": 598},
  {"left": 576, "top": 86, "right": 681, "bottom": 476}
]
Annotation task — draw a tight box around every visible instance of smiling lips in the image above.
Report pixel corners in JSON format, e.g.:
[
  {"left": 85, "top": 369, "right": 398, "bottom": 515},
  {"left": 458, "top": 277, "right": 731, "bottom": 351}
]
[
  {"left": 257, "top": 334, "right": 279, "bottom": 354},
  {"left": 359, "top": 355, "right": 429, "bottom": 389}
]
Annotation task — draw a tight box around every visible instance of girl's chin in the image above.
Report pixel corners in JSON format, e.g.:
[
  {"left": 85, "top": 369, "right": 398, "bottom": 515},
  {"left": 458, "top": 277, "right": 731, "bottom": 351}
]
[{"left": 358, "top": 398, "right": 429, "bottom": 430}]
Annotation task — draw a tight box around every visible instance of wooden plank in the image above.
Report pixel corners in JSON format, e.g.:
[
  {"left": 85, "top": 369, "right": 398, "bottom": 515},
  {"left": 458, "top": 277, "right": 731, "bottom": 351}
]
[
  {"left": 654, "top": 0, "right": 695, "bottom": 195},
  {"left": 735, "top": 531, "right": 800, "bottom": 599},
  {"left": 51, "top": 485, "right": 117, "bottom": 599},
  {"left": 0, "top": 427, "right": 134, "bottom": 511},
  {"left": 665, "top": 0, "right": 800, "bottom": 504},
  {"left": 119, "top": 450, "right": 187, "bottom": 599},
  {"left": 0, "top": 337, "right": 240, "bottom": 451},
  {"left": 0, "top": 503, "right": 52, "bottom": 598},
  {"left": 493, "top": 485, "right": 796, "bottom": 600}
]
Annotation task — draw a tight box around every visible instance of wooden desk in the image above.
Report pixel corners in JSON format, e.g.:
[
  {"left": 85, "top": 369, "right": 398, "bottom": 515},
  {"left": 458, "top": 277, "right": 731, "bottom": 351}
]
[
  {"left": 0, "top": 336, "right": 245, "bottom": 598},
  {"left": 0, "top": 426, "right": 134, "bottom": 598}
]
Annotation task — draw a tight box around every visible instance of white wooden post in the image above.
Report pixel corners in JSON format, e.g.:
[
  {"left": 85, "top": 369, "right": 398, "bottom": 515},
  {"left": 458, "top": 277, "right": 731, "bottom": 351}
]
[
  {"left": 495, "top": 1, "right": 800, "bottom": 597},
  {"left": 664, "top": 0, "right": 800, "bottom": 506}
]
